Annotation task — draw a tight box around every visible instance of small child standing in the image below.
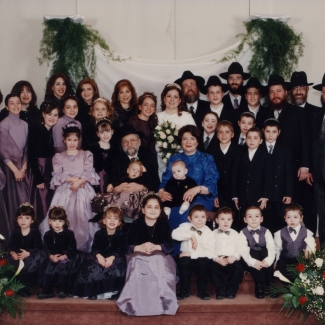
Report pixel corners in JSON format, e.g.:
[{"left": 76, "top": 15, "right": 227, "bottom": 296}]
[
  {"left": 238, "top": 206, "right": 275, "bottom": 299},
  {"left": 6, "top": 203, "right": 45, "bottom": 292},
  {"left": 274, "top": 203, "right": 315, "bottom": 281},
  {"left": 73, "top": 205, "right": 126, "bottom": 300},
  {"left": 163, "top": 160, "right": 198, "bottom": 217},
  {"left": 38, "top": 206, "right": 81, "bottom": 299},
  {"left": 210, "top": 207, "right": 244, "bottom": 299},
  {"left": 172, "top": 204, "right": 214, "bottom": 300},
  {"left": 235, "top": 112, "right": 255, "bottom": 146}
]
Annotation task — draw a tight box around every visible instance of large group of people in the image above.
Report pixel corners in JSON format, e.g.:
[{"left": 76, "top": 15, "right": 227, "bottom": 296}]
[{"left": 0, "top": 62, "right": 324, "bottom": 316}]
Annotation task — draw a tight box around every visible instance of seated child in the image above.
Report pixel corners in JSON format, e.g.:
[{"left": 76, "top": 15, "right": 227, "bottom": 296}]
[
  {"left": 172, "top": 204, "right": 214, "bottom": 301},
  {"left": 73, "top": 205, "right": 126, "bottom": 300},
  {"left": 38, "top": 206, "right": 81, "bottom": 299},
  {"left": 235, "top": 112, "right": 255, "bottom": 147},
  {"left": 238, "top": 206, "right": 275, "bottom": 299},
  {"left": 210, "top": 207, "right": 244, "bottom": 300},
  {"left": 163, "top": 160, "right": 198, "bottom": 217},
  {"left": 6, "top": 203, "right": 45, "bottom": 294},
  {"left": 274, "top": 203, "right": 315, "bottom": 281}
]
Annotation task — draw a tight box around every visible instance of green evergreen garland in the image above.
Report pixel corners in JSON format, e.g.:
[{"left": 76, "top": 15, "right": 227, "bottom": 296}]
[
  {"left": 220, "top": 19, "right": 304, "bottom": 83},
  {"left": 38, "top": 18, "right": 123, "bottom": 90}
]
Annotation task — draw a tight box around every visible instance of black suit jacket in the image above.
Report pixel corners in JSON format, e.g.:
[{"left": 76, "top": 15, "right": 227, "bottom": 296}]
[
  {"left": 222, "top": 93, "right": 248, "bottom": 111},
  {"left": 104, "top": 147, "right": 160, "bottom": 191},
  {"left": 198, "top": 133, "right": 219, "bottom": 156},
  {"left": 231, "top": 146, "right": 272, "bottom": 206},
  {"left": 261, "top": 142, "right": 293, "bottom": 202},
  {"left": 186, "top": 99, "right": 211, "bottom": 130},
  {"left": 239, "top": 105, "right": 274, "bottom": 130}
]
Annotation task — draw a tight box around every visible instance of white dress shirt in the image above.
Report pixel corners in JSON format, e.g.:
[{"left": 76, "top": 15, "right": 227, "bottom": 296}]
[
  {"left": 238, "top": 133, "right": 246, "bottom": 145},
  {"left": 274, "top": 225, "right": 315, "bottom": 262},
  {"left": 238, "top": 226, "right": 275, "bottom": 267},
  {"left": 248, "top": 105, "right": 260, "bottom": 118},
  {"left": 210, "top": 103, "right": 224, "bottom": 118},
  {"left": 186, "top": 101, "right": 198, "bottom": 114},
  {"left": 213, "top": 227, "right": 241, "bottom": 260},
  {"left": 172, "top": 222, "right": 214, "bottom": 259},
  {"left": 229, "top": 93, "right": 242, "bottom": 108},
  {"left": 220, "top": 142, "right": 231, "bottom": 155},
  {"left": 248, "top": 148, "right": 258, "bottom": 161}
]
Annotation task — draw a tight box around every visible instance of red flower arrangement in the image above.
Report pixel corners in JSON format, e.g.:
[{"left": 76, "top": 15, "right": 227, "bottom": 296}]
[
  {"left": 0, "top": 258, "right": 7, "bottom": 266},
  {"left": 295, "top": 263, "right": 305, "bottom": 272}
]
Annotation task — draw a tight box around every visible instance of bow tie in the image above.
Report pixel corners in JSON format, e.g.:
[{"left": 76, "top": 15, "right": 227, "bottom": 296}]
[
  {"left": 218, "top": 229, "right": 230, "bottom": 235},
  {"left": 190, "top": 226, "right": 202, "bottom": 236},
  {"left": 249, "top": 229, "right": 260, "bottom": 235},
  {"left": 288, "top": 227, "right": 297, "bottom": 234}
]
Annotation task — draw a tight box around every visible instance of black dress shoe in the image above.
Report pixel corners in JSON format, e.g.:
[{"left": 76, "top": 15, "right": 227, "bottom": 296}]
[
  {"left": 216, "top": 292, "right": 225, "bottom": 300},
  {"left": 37, "top": 292, "right": 56, "bottom": 299},
  {"left": 88, "top": 295, "right": 98, "bottom": 300},
  {"left": 226, "top": 292, "right": 236, "bottom": 299},
  {"left": 255, "top": 283, "right": 265, "bottom": 299},
  {"left": 197, "top": 291, "right": 210, "bottom": 300},
  {"left": 57, "top": 291, "right": 66, "bottom": 299},
  {"left": 177, "top": 290, "right": 189, "bottom": 300}
]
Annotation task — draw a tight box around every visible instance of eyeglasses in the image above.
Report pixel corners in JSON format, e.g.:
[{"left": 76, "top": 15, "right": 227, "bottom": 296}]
[{"left": 122, "top": 138, "right": 139, "bottom": 146}]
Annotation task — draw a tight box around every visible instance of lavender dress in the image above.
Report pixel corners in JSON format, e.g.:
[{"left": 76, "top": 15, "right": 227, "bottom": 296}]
[
  {"left": 39, "top": 150, "right": 100, "bottom": 252},
  {"left": 0, "top": 113, "right": 29, "bottom": 235}
]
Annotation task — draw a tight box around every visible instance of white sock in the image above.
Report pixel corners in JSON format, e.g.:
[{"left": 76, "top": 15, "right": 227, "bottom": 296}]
[
  {"left": 164, "top": 207, "right": 171, "bottom": 218},
  {"left": 179, "top": 202, "right": 190, "bottom": 214}
]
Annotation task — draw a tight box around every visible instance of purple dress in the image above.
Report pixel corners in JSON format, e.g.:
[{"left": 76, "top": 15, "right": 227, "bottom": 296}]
[
  {"left": 39, "top": 150, "right": 100, "bottom": 252},
  {"left": 0, "top": 113, "right": 29, "bottom": 235}
]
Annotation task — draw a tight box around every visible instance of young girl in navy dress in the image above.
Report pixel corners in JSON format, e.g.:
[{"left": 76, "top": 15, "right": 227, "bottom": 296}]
[
  {"left": 116, "top": 194, "right": 179, "bottom": 316},
  {"left": 39, "top": 123, "right": 100, "bottom": 252},
  {"left": 73, "top": 205, "right": 126, "bottom": 300},
  {"left": 6, "top": 203, "right": 45, "bottom": 292},
  {"left": 38, "top": 206, "right": 80, "bottom": 299}
]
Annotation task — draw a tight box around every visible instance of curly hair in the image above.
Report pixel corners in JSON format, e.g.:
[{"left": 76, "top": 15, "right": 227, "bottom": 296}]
[
  {"left": 11, "top": 80, "right": 37, "bottom": 107},
  {"left": 44, "top": 73, "right": 72, "bottom": 101}
]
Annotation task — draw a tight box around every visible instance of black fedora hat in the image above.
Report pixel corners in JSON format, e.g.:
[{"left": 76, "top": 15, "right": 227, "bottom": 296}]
[
  {"left": 290, "top": 71, "right": 313, "bottom": 87},
  {"left": 313, "top": 73, "right": 325, "bottom": 91},
  {"left": 267, "top": 74, "right": 291, "bottom": 90},
  {"left": 219, "top": 62, "right": 251, "bottom": 80},
  {"left": 200, "top": 76, "right": 228, "bottom": 95},
  {"left": 244, "top": 77, "right": 267, "bottom": 97},
  {"left": 174, "top": 71, "right": 205, "bottom": 89},
  {"left": 119, "top": 125, "right": 143, "bottom": 142}
]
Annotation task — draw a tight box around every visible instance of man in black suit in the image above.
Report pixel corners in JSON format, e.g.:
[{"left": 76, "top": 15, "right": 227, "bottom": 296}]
[
  {"left": 239, "top": 77, "right": 273, "bottom": 130},
  {"left": 310, "top": 74, "right": 325, "bottom": 244},
  {"left": 220, "top": 62, "right": 251, "bottom": 110},
  {"left": 174, "top": 70, "right": 210, "bottom": 128},
  {"left": 104, "top": 126, "right": 160, "bottom": 193}
]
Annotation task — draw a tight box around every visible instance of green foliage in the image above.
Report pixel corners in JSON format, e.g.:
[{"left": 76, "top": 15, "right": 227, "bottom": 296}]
[
  {"left": 220, "top": 19, "right": 304, "bottom": 83},
  {"left": 38, "top": 18, "right": 124, "bottom": 90}
]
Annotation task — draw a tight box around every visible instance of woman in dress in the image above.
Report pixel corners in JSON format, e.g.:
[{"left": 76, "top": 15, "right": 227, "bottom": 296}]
[
  {"left": 75, "top": 78, "right": 100, "bottom": 127},
  {"left": 159, "top": 124, "right": 219, "bottom": 255},
  {"left": 0, "top": 94, "right": 29, "bottom": 233},
  {"left": 28, "top": 102, "right": 60, "bottom": 222},
  {"left": 39, "top": 123, "right": 100, "bottom": 252},
  {"left": 116, "top": 194, "right": 178, "bottom": 316},
  {"left": 0, "top": 81, "right": 41, "bottom": 125},
  {"left": 40, "top": 73, "right": 72, "bottom": 111},
  {"left": 127, "top": 92, "right": 158, "bottom": 154}
]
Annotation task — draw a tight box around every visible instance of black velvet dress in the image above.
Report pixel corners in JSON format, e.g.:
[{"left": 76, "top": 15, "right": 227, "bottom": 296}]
[
  {"left": 0, "top": 105, "right": 41, "bottom": 125},
  {"left": 72, "top": 229, "right": 126, "bottom": 297},
  {"left": 82, "top": 122, "right": 99, "bottom": 151},
  {"left": 5, "top": 228, "right": 46, "bottom": 286},
  {"left": 38, "top": 229, "right": 81, "bottom": 290}
]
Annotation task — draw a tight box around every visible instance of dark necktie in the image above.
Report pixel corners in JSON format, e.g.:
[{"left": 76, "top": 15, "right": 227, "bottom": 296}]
[
  {"left": 218, "top": 229, "right": 230, "bottom": 235},
  {"left": 240, "top": 137, "right": 245, "bottom": 145},
  {"left": 268, "top": 145, "right": 273, "bottom": 154},
  {"left": 288, "top": 227, "right": 297, "bottom": 234},
  {"left": 319, "top": 118, "right": 325, "bottom": 144},
  {"left": 190, "top": 226, "right": 202, "bottom": 236},
  {"left": 234, "top": 98, "right": 239, "bottom": 109},
  {"left": 204, "top": 136, "right": 210, "bottom": 150},
  {"left": 189, "top": 106, "right": 195, "bottom": 116},
  {"left": 130, "top": 157, "right": 139, "bottom": 162},
  {"left": 250, "top": 229, "right": 260, "bottom": 235}
]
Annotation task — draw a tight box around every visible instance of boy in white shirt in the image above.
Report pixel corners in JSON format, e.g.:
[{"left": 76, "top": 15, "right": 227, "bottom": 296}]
[
  {"left": 172, "top": 204, "right": 214, "bottom": 301},
  {"left": 210, "top": 207, "right": 244, "bottom": 299},
  {"left": 238, "top": 206, "right": 275, "bottom": 299},
  {"left": 274, "top": 203, "right": 315, "bottom": 281}
]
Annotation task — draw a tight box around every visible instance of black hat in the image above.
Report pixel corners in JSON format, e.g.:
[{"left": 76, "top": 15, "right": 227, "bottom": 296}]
[
  {"left": 174, "top": 71, "right": 205, "bottom": 89},
  {"left": 200, "top": 76, "right": 228, "bottom": 95},
  {"left": 267, "top": 74, "right": 291, "bottom": 90},
  {"left": 313, "top": 73, "right": 325, "bottom": 91},
  {"left": 219, "top": 62, "right": 251, "bottom": 80},
  {"left": 244, "top": 77, "right": 267, "bottom": 97},
  {"left": 290, "top": 71, "right": 313, "bottom": 87},
  {"left": 119, "top": 125, "right": 143, "bottom": 142}
]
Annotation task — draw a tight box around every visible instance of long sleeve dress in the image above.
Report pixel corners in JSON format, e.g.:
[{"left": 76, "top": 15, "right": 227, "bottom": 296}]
[
  {"left": 116, "top": 217, "right": 179, "bottom": 316},
  {"left": 39, "top": 150, "right": 100, "bottom": 252},
  {"left": 0, "top": 166, "right": 9, "bottom": 239},
  {"left": 72, "top": 228, "right": 126, "bottom": 298}
]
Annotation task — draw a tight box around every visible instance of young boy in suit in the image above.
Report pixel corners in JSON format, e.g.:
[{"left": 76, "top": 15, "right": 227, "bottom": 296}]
[
  {"left": 198, "top": 112, "right": 219, "bottom": 155},
  {"left": 262, "top": 118, "right": 293, "bottom": 234},
  {"left": 172, "top": 204, "right": 214, "bottom": 301},
  {"left": 211, "top": 207, "right": 244, "bottom": 299},
  {"left": 235, "top": 112, "right": 256, "bottom": 147},
  {"left": 239, "top": 206, "right": 275, "bottom": 299}
]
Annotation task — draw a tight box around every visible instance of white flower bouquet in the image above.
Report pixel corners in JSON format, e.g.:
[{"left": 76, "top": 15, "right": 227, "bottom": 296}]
[{"left": 154, "top": 121, "right": 181, "bottom": 164}]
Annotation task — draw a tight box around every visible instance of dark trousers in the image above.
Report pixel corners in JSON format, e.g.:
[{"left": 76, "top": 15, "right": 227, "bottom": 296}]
[
  {"left": 276, "top": 256, "right": 297, "bottom": 282},
  {"left": 263, "top": 201, "right": 286, "bottom": 235},
  {"left": 241, "top": 248, "right": 273, "bottom": 284},
  {"left": 210, "top": 260, "right": 244, "bottom": 294},
  {"left": 314, "top": 180, "right": 325, "bottom": 244},
  {"left": 178, "top": 257, "right": 210, "bottom": 292}
]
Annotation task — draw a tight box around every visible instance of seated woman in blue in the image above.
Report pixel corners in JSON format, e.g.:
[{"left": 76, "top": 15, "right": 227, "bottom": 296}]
[{"left": 159, "top": 125, "right": 219, "bottom": 255}]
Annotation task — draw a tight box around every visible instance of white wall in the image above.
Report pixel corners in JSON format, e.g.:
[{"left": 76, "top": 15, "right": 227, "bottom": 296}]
[{"left": 0, "top": 0, "right": 324, "bottom": 106}]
